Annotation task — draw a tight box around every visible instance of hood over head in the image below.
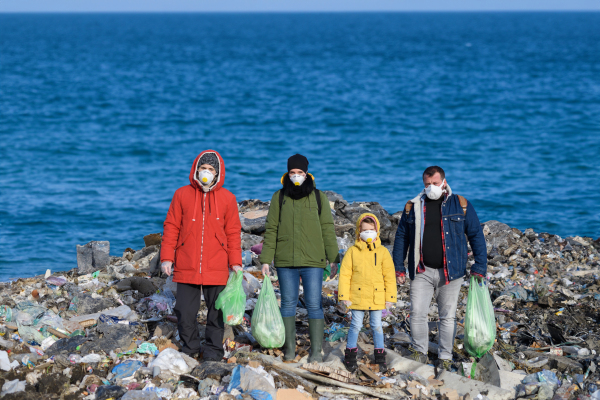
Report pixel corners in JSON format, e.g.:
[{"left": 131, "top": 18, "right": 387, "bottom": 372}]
[
  {"left": 189, "top": 150, "right": 225, "bottom": 192},
  {"left": 354, "top": 212, "right": 381, "bottom": 250}
]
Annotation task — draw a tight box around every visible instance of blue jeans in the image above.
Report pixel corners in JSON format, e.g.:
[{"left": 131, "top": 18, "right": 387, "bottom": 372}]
[
  {"left": 278, "top": 267, "right": 324, "bottom": 320},
  {"left": 346, "top": 309, "right": 384, "bottom": 349}
]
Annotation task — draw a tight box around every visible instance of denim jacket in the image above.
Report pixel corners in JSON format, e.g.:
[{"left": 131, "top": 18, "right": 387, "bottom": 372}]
[{"left": 392, "top": 185, "right": 487, "bottom": 282}]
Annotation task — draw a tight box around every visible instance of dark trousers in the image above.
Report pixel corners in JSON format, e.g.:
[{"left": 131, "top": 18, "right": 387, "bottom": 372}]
[{"left": 174, "top": 283, "right": 225, "bottom": 359}]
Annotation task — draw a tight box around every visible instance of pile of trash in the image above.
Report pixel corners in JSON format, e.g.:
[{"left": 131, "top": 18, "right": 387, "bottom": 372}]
[{"left": 0, "top": 191, "right": 599, "bottom": 400}]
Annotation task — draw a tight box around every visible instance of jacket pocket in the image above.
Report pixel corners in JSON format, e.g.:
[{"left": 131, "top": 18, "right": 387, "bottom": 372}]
[
  {"left": 176, "top": 231, "right": 192, "bottom": 249},
  {"left": 174, "top": 246, "right": 195, "bottom": 272},
  {"left": 450, "top": 215, "right": 465, "bottom": 235},
  {"left": 275, "top": 235, "right": 292, "bottom": 265},
  {"left": 350, "top": 286, "right": 362, "bottom": 305},
  {"left": 373, "top": 284, "right": 385, "bottom": 305},
  {"left": 215, "top": 232, "right": 227, "bottom": 252},
  {"left": 304, "top": 199, "right": 320, "bottom": 220}
]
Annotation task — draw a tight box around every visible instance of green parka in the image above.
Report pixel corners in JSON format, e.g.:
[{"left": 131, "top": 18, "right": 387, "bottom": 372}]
[{"left": 259, "top": 177, "right": 340, "bottom": 268}]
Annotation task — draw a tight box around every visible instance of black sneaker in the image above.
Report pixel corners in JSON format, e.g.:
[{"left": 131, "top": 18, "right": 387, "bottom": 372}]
[
  {"left": 343, "top": 348, "right": 358, "bottom": 373},
  {"left": 374, "top": 349, "right": 388, "bottom": 373}
]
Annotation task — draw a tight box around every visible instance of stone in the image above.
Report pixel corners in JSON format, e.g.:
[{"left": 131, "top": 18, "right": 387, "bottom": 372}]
[
  {"left": 523, "top": 351, "right": 583, "bottom": 373},
  {"left": 241, "top": 233, "right": 263, "bottom": 251},
  {"left": 483, "top": 220, "right": 511, "bottom": 235},
  {"left": 116, "top": 277, "right": 157, "bottom": 296},
  {"left": 336, "top": 201, "right": 396, "bottom": 243},
  {"left": 240, "top": 215, "right": 267, "bottom": 234},
  {"left": 76, "top": 240, "right": 110, "bottom": 275},
  {"left": 143, "top": 233, "right": 162, "bottom": 247},
  {"left": 238, "top": 199, "right": 270, "bottom": 213},
  {"left": 73, "top": 293, "right": 117, "bottom": 315},
  {"left": 132, "top": 245, "right": 159, "bottom": 262}
]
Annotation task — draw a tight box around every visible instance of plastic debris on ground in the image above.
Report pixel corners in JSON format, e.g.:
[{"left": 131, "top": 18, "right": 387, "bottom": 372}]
[{"left": 0, "top": 192, "right": 599, "bottom": 399}]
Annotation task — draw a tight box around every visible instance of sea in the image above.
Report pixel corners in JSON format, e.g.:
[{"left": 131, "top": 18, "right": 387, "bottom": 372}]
[{"left": 1, "top": 12, "right": 599, "bottom": 280}]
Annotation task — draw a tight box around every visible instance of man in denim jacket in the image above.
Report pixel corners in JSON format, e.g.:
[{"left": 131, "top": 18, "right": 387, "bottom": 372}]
[{"left": 393, "top": 166, "right": 487, "bottom": 371}]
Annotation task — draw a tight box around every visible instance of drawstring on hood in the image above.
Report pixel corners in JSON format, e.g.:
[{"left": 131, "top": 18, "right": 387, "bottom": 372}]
[{"left": 189, "top": 150, "right": 226, "bottom": 222}]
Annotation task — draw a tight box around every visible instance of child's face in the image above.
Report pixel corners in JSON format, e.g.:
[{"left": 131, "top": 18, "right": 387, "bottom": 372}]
[{"left": 360, "top": 221, "right": 376, "bottom": 233}]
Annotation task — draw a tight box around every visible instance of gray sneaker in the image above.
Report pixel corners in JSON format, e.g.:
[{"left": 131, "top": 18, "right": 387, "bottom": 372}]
[
  {"left": 435, "top": 358, "right": 453, "bottom": 372},
  {"left": 409, "top": 347, "right": 429, "bottom": 364}
]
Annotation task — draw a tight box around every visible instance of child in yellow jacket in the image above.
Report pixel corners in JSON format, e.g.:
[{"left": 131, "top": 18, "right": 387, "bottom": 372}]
[{"left": 338, "top": 213, "right": 397, "bottom": 372}]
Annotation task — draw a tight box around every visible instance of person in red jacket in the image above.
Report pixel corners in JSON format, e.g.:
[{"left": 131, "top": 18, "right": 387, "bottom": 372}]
[{"left": 160, "top": 150, "right": 242, "bottom": 361}]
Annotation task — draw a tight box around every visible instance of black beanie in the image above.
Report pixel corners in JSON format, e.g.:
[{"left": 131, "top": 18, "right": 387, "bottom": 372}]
[{"left": 287, "top": 154, "right": 309, "bottom": 173}]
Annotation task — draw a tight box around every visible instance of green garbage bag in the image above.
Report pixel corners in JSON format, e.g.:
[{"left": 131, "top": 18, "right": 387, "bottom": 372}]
[
  {"left": 251, "top": 278, "right": 285, "bottom": 348},
  {"left": 215, "top": 271, "right": 246, "bottom": 326},
  {"left": 464, "top": 276, "right": 496, "bottom": 358}
]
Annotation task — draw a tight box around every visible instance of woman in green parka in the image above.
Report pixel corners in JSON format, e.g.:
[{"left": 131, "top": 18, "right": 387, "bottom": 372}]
[{"left": 259, "top": 154, "right": 339, "bottom": 362}]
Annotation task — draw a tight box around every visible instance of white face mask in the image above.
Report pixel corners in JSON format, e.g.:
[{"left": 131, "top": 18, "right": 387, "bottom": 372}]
[
  {"left": 425, "top": 179, "right": 445, "bottom": 200},
  {"left": 360, "top": 230, "right": 378, "bottom": 243},
  {"left": 290, "top": 174, "right": 306, "bottom": 186},
  {"left": 198, "top": 170, "right": 215, "bottom": 186}
]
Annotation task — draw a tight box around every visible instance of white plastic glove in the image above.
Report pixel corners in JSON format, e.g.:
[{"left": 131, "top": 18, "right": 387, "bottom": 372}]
[
  {"left": 231, "top": 265, "right": 242, "bottom": 273},
  {"left": 161, "top": 261, "right": 173, "bottom": 276},
  {"left": 261, "top": 263, "right": 270, "bottom": 277}
]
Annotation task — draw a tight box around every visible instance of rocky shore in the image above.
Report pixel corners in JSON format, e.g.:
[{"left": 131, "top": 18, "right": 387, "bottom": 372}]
[{"left": 1, "top": 191, "right": 599, "bottom": 400}]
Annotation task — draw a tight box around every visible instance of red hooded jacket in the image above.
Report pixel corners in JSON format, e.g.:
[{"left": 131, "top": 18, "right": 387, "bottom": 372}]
[{"left": 161, "top": 150, "right": 242, "bottom": 285}]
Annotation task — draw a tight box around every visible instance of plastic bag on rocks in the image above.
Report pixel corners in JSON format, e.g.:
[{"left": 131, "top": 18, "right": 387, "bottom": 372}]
[
  {"left": 464, "top": 276, "right": 496, "bottom": 358},
  {"left": 228, "top": 365, "right": 276, "bottom": 400},
  {"left": 173, "top": 386, "right": 199, "bottom": 398},
  {"left": 45, "top": 335, "right": 88, "bottom": 356},
  {"left": 243, "top": 272, "right": 261, "bottom": 296},
  {"left": 95, "top": 384, "right": 127, "bottom": 400},
  {"left": 46, "top": 275, "right": 68, "bottom": 287},
  {"left": 1, "top": 379, "right": 26, "bottom": 396},
  {"left": 137, "top": 294, "right": 173, "bottom": 318},
  {"left": 16, "top": 323, "right": 45, "bottom": 343},
  {"left": 251, "top": 278, "right": 285, "bottom": 348},
  {"left": 215, "top": 271, "right": 246, "bottom": 325},
  {"left": 1, "top": 350, "right": 20, "bottom": 371},
  {"left": 112, "top": 360, "right": 143, "bottom": 381},
  {"left": 149, "top": 348, "right": 192, "bottom": 375},
  {"left": 0, "top": 305, "right": 12, "bottom": 321},
  {"left": 80, "top": 354, "right": 103, "bottom": 363},
  {"left": 122, "top": 391, "right": 160, "bottom": 400},
  {"left": 137, "top": 342, "right": 159, "bottom": 355}
]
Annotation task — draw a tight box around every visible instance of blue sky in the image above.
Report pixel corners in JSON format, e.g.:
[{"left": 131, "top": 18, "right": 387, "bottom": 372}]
[{"left": 1, "top": 0, "right": 599, "bottom": 12}]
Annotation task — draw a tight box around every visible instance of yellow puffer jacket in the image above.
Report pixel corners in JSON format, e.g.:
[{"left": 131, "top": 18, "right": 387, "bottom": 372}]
[{"left": 338, "top": 213, "right": 397, "bottom": 310}]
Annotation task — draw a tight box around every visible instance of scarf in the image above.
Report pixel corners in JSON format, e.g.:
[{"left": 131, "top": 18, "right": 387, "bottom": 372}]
[{"left": 283, "top": 174, "right": 314, "bottom": 200}]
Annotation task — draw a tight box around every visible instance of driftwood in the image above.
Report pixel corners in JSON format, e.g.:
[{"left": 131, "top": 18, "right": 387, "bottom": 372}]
[
  {"left": 315, "top": 386, "right": 363, "bottom": 396},
  {"left": 302, "top": 362, "right": 359, "bottom": 383},
  {"left": 272, "top": 362, "right": 396, "bottom": 400},
  {"left": 359, "top": 365, "right": 382, "bottom": 383},
  {"left": 47, "top": 327, "right": 69, "bottom": 339}
]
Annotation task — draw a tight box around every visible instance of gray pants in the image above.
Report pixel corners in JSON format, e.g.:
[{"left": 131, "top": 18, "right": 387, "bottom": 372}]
[{"left": 410, "top": 267, "right": 462, "bottom": 360}]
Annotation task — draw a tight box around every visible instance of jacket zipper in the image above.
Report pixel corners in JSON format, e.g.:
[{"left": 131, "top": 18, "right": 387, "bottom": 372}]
[
  {"left": 441, "top": 196, "right": 449, "bottom": 283},
  {"left": 200, "top": 192, "right": 206, "bottom": 274}
]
